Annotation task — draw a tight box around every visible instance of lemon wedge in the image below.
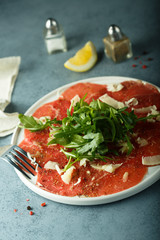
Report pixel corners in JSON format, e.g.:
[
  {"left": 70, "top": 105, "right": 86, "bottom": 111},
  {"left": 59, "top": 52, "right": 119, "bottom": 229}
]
[{"left": 64, "top": 41, "right": 98, "bottom": 72}]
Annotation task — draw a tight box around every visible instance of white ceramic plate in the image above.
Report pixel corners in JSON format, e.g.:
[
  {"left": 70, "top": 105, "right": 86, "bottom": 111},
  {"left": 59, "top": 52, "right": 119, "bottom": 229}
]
[{"left": 12, "top": 76, "right": 160, "bottom": 205}]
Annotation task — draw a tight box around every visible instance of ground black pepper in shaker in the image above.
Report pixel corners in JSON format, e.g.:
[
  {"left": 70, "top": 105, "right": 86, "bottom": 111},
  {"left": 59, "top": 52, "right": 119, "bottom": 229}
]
[{"left": 103, "top": 24, "right": 132, "bottom": 62}]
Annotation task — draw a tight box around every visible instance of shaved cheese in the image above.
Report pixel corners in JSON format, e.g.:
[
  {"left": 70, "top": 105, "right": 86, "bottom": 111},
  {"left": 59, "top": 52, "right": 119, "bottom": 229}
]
[
  {"left": 99, "top": 94, "right": 125, "bottom": 109},
  {"left": 91, "top": 163, "right": 122, "bottom": 173},
  {"left": 136, "top": 137, "right": 148, "bottom": 147},
  {"left": 142, "top": 155, "right": 160, "bottom": 166},
  {"left": 55, "top": 164, "right": 63, "bottom": 175},
  {"left": 150, "top": 108, "right": 159, "bottom": 115},
  {"left": 125, "top": 98, "right": 138, "bottom": 107},
  {"left": 71, "top": 95, "right": 80, "bottom": 106},
  {"left": 147, "top": 118, "right": 155, "bottom": 123},
  {"left": 118, "top": 141, "right": 130, "bottom": 153},
  {"left": 107, "top": 83, "right": 124, "bottom": 92},
  {"left": 156, "top": 115, "right": 160, "bottom": 121},
  {"left": 122, "top": 172, "right": 129, "bottom": 182},
  {"left": 132, "top": 132, "right": 138, "bottom": 137},
  {"left": 74, "top": 177, "right": 81, "bottom": 186},
  {"left": 134, "top": 105, "right": 157, "bottom": 114},
  {"left": 34, "top": 116, "right": 51, "bottom": 124},
  {"left": 61, "top": 166, "right": 75, "bottom": 184},
  {"left": 44, "top": 161, "right": 62, "bottom": 174},
  {"left": 44, "top": 161, "right": 57, "bottom": 169},
  {"left": 147, "top": 108, "right": 160, "bottom": 122},
  {"left": 79, "top": 158, "right": 89, "bottom": 167}
]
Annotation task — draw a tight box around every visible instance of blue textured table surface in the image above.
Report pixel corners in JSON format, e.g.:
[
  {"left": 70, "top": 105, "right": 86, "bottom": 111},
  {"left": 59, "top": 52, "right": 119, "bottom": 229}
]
[{"left": 0, "top": 0, "right": 160, "bottom": 239}]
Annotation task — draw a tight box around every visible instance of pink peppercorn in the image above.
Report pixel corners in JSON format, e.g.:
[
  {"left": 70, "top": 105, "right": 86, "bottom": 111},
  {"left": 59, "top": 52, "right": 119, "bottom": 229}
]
[
  {"left": 132, "top": 64, "right": 137, "bottom": 67},
  {"left": 142, "top": 65, "right": 147, "bottom": 69},
  {"left": 29, "top": 211, "right": 34, "bottom": 215},
  {"left": 41, "top": 202, "right": 46, "bottom": 207}
]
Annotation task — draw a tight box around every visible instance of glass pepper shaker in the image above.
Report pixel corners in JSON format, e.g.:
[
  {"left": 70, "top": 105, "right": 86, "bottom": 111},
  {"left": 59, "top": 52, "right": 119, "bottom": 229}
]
[
  {"left": 103, "top": 24, "right": 132, "bottom": 62},
  {"left": 44, "top": 18, "right": 67, "bottom": 54}
]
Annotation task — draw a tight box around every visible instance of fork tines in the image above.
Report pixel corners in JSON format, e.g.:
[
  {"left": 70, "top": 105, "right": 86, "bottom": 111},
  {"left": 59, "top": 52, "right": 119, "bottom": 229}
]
[{"left": 1, "top": 145, "right": 40, "bottom": 179}]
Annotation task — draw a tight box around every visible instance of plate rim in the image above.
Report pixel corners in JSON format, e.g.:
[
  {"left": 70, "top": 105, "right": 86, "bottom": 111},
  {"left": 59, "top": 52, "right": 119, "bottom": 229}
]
[{"left": 11, "top": 76, "right": 160, "bottom": 205}]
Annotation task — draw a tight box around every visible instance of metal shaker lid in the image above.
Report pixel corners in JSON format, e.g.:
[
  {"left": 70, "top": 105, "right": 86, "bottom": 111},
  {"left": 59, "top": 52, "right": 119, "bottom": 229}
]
[
  {"left": 45, "top": 18, "right": 60, "bottom": 36},
  {"left": 108, "top": 24, "right": 124, "bottom": 41}
]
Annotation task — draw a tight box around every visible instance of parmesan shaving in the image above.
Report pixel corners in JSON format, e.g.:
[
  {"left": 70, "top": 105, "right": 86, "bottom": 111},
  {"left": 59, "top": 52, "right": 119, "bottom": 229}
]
[
  {"left": 147, "top": 108, "right": 160, "bottom": 122},
  {"left": 134, "top": 105, "right": 157, "bottom": 114},
  {"left": 79, "top": 158, "right": 89, "bottom": 167},
  {"left": 118, "top": 141, "right": 131, "bottom": 153},
  {"left": 71, "top": 95, "right": 80, "bottom": 106},
  {"left": 147, "top": 118, "right": 156, "bottom": 123},
  {"left": 142, "top": 155, "right": 160, "bottom": 166},
  {"left": 34, "top": 116, "right": 51, "bottom": 124},
  {"left": 90, "top": 163, "right": 122, "bottom": 173},
  {"left": 156, "top": 115, "right": 160, "bottom": 121},
  {"left": 99, "top": 94, "right": 125, "bottom": 109},
  {"left": 61, "top": 166, "right": 75, "bottom": 184},
  {"left": 74, "top": 177, "right": 81, "bottom": 186},
  {"left": 44, "top": 161, "right": 63, "bottom": 174},
  {"left": 44, "top": 161, "right": 58, "bottom": 169},
  {"left": 125, "top": 98, "right": 138, "bottom": 107},
  {"left": 55, "top": 164, "right": 63, "bottom": 175},
  {"left": 122, "top": 172, "right": 129, "bottom": 182},
  {"left": 136, "top": 137, "right": 148, "bottom": 147},
  {"left": 107, "top": 83, "right": 124, "bottom": 92}
]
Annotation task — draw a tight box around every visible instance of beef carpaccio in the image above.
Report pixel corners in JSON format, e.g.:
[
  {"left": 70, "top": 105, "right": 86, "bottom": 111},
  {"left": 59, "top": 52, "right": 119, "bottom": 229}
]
[{"left": 19, "top": 80, "right": 160, "bottom": 197}]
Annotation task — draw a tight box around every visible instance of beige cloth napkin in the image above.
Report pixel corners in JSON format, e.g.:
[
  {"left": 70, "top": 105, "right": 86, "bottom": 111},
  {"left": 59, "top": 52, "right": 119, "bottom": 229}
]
[{"left": 0, "top": 56, "right": 21, "bottom": 137}]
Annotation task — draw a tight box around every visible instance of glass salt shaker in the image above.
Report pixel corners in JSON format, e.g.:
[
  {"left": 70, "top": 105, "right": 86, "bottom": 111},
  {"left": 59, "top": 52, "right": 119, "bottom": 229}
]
[
  {"left": 103, "top": 24, "right": 132, "bottom": 62},
  {"left": 44, "top": 18, "right": 67, "bottom": 54}
]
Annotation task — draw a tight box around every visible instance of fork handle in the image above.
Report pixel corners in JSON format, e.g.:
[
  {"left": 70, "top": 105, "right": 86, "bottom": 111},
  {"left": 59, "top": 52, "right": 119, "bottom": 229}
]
[{"left": 0, "top": 145, "right": 12, "bottom": 156}]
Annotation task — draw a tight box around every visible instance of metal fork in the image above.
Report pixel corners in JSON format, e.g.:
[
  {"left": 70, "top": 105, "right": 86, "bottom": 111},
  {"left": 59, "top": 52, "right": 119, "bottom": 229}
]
[{"left": 0, "top": 145, "right": 41, "bottom": 179}]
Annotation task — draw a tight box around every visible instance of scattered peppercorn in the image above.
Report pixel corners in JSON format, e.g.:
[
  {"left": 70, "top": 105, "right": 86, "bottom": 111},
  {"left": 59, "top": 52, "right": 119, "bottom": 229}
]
[
  {"left": 41, "top": 202, "right": 46, "bottom": 207},
  {"left": 26, "top": 199, "right": 30, "bottom": 201},
  {"left": 14, "top": 209, "right": 17, "bottom": 213},
  {"left": 142, "top": 65, "right": 147, "bottom": 69},
  {"left": 29, "top": 211, "right": 34, "bottom": 215},
  {"left": 27, "top": 206, "right": 32, "bottom": 210},
  {"left": 132, "top": 64, "right": 137, "bottom": 67},
  {"left": 134, "top": 57, "right": 138, "bottom": 60}
]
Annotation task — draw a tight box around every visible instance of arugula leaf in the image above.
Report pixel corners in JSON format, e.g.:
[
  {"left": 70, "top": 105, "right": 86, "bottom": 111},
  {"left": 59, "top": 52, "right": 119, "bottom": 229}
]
[
  {"left": 78, "top": 132, "right": 104, "bottom": 154},
  {"left": 18, "top": 114, "right": 61, "bottom": 132},
  {"left": 18, "top": 114, "right": 45, "bottom": 131}
]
